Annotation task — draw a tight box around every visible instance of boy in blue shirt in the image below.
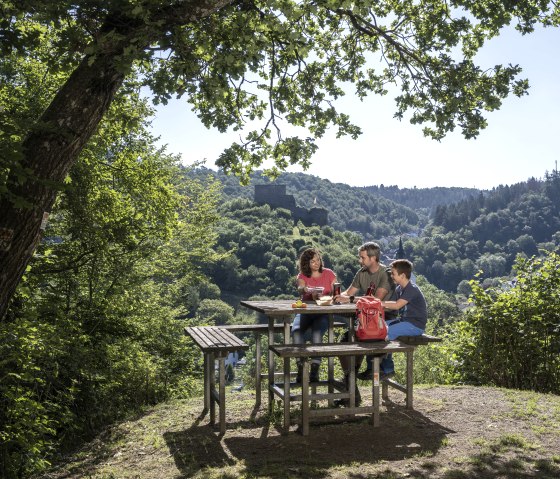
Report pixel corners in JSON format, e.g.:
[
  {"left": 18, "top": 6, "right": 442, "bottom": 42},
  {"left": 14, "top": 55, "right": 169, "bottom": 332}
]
[{"left": 380, "top": 259, "right": 427, "bottom": 377}]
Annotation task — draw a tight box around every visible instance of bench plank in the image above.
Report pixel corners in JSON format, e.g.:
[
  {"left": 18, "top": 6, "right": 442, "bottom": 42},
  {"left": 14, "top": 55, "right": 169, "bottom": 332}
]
[
  {"left": 184, "top": 326, "right": 248, "bottom": 434},
  {"left": 396, "top": 333, "right": 442, "bottom": 345},
  {"left": 185, "top": 326, "right": 248, "bottom": 353},
  {"left": 269, "top": 341, "right": 414, "bottom": 359}
]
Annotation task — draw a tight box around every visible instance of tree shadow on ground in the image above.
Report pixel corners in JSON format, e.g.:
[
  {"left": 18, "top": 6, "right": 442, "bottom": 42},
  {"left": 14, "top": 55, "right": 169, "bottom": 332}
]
[
  {"left": 163, "top": 411, "right": 236, "bottom": 476},
  {"left": 403, "top": 451, "right": 560, "bottom": 479},
  {"left": 165, "top": 405, "right": 454, "bottom": 478}
]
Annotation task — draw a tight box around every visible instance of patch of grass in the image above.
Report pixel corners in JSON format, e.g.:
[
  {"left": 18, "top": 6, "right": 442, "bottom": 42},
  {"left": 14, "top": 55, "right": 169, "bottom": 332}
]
[
  {"left": 490, "top": 433, "right": 538, "bottom": 452},
  {"left": 411, "top": 449, "right": 434, "bottom": 459},
  {"left": 535, "top": 458, "right": 560, "bottom": 474},
  {"left": 503, "top": 457, "right": 525, "bottom": 470},
  {"left": 419, "top": 460, "right": 438, "bottom": 470},
  {"left": 471, "top": 437, "right": 489, "bottom": 447},
  {"left": 262, "top": 400, "right": 284, "bottom": 426},
  {"left": 504, "top": 389, "right": 560, "bottom": 436},
  {"left": 442, "top": 468, "right": 469, "bottom": 479}
]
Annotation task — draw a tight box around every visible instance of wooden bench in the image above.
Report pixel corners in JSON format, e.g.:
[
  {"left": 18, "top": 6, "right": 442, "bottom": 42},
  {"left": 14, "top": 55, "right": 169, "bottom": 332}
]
[
  {"left": 221, "top": 322, "right": 348, "bottom": 407},
  {"left": 184, "top": 326, "right": 248, "bottom": 433},
  {"left": 269, "top": 336, "right": 440, "bottom": 435},
  {"left": 380, "top": 334, "right": 442, "bottom": 406},
  {"left": 396, "top": 333, "right": 442, "bottom": 345}
]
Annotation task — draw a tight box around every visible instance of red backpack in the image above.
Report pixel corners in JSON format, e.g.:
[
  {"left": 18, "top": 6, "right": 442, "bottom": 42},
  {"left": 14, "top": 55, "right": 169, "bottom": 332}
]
[{"left": 355, "top": 296, "right": 388, "bottom": 341}]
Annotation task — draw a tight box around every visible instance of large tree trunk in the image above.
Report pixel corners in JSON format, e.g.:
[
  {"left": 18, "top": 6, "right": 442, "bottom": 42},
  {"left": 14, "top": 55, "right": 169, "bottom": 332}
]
[
  {"left": 0, "top": 49, "right": 127, "bottom": 319},
  {"left": 0, "top": 1, "right": 234, "bottom": 320}
]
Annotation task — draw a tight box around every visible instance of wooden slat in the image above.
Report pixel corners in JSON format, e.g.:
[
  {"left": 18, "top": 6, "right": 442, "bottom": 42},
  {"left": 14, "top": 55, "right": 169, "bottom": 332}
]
[
  {"left": 222, "top": 321, "right": 348, "bottom": 333},
  {"left": 396, "top": 333, "right": 442, "bottom": 345},
  {"left": 184, "top": 326, "right": 248, "bottom": 353},
  {"left": 240, "top": 299, "right": 357, "bottom": 317},
  {"left": 269, "top": 341, "right": 414, "bottom": 359},
  {"left": 221, "top": 323, "right": 285, "bottom": 333}
]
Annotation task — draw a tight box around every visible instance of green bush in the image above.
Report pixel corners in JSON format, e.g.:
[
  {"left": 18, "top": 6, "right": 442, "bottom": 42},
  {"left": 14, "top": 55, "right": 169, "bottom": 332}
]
[{"left": 449, "top": 251, "right": 560, "bottom": 392}]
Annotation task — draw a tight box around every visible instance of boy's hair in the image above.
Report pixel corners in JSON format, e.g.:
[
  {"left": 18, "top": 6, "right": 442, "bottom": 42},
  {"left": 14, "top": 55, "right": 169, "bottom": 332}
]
[
  {"left": 358, "top": 241, "right": 381, "bottom": 261},
  {"left": 391, "top": 259, "right": 413, "bottom": 279}
]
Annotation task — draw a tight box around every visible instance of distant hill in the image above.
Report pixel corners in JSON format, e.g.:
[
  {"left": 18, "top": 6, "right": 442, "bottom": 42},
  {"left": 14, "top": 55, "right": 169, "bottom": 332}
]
[
  {"left": 362, "top": 184, "right": 480, "bottom": 211},
  {"left": 187, "top": 167, "right": 560, "bottom": 294},
  {"left": 186, "top": 167, "right": 481, "bottom": 238},
  {"left": 403, "top": 171, "right": 560, "bottom": 292}
]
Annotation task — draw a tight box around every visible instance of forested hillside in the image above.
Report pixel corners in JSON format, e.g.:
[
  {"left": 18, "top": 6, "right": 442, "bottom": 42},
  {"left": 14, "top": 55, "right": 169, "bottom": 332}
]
[
  {"left": 363, "top": 184, "right": 480, "bottom": 210},
  {"left": 405, "top": 171, "right": 560, "bottom": 292},
  {"left": 188, "top": 167, "right": 478, "bottom": 237},
  {"left": 188, "top": 167, "right": 560, "bottom": 295}
]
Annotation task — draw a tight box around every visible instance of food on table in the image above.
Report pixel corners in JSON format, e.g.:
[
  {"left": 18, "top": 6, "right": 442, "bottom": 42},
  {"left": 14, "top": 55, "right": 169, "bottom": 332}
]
[
  {"left": 316, "top": 296, "right": 333, "bottom": 306},
  {"left": 291, "top": 299, "right": 307, "bottom": 308}
]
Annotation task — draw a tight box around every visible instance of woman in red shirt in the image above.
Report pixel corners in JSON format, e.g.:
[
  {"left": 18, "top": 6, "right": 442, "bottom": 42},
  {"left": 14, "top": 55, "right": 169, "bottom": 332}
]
[{"left": 292, "top": 248, "right": 336, "bottom": 383}]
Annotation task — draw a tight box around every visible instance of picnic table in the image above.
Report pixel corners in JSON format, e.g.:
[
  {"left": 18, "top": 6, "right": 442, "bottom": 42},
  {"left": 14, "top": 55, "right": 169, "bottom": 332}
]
[
  {"left": 185, "top": 300, "right": 441, "bottom": 435},
  {"left": 239, "top": 299, "right": 357, "bottom": 409},
  {"left": 239, "top": 299, "right": 441, "bottom": 435}
]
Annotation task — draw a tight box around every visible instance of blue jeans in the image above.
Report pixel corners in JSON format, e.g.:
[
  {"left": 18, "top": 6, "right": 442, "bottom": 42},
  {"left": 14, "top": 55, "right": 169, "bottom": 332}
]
[
  {"left": 364, "top": 320, "right": 424, "bottom": 373},
  {"left": 291, "top": 314, "right": 328, "bottom": 365}
]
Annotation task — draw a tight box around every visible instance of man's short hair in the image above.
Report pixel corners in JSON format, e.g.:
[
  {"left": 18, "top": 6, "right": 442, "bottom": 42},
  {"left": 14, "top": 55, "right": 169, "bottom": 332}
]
[
  {"left": 358, "top": 241, "right": 381, "bottom": 261},
  {"left": 391, "top": 259, "right": 413, "bottom": 279}
]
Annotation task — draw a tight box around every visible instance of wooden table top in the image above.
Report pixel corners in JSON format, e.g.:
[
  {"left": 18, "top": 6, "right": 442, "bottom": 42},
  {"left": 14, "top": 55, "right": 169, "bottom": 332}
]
[
  {"left": 240, "top": 299, "right": 356, "bottom": 317},
  {"left": 270, "top": 341, "right": 414, "bottom": 358}
]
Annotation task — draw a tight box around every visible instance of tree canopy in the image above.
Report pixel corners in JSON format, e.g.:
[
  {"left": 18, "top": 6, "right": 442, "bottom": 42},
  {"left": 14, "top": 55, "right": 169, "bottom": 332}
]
[{"left": 2, "top": 0, "right": 560, "bottom": 318}]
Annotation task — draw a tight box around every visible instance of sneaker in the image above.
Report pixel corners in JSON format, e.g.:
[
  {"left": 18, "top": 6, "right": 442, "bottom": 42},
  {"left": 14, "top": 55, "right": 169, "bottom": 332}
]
[
  {"left": 334, "top": 394, "right": 362, "bottom": 408},
  {"left": 333, "top": 398, "right": 348, "bottom": 407},
  {"left": 356, "top": 368, "right": 373, "bottom": 380},
  {"left": 380, "top": 371, "right": 395, "bottom": 381}
]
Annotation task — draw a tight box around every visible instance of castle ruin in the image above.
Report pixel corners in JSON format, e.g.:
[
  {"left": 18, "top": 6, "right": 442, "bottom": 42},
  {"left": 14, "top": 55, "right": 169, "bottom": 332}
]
[{"left": 254, "top": 184, "right": 328, "bottom": 227}]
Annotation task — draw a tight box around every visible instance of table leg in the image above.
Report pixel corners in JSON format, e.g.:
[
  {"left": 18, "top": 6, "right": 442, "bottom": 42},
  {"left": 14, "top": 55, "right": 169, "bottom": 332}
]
[
  {"left": 218, "top": 355, "right": 226, "bottom": 434},
  {"left": 406, "top": 349, "right": 414, "bottom": 409},
  {"left": 203, "top": 353, "right": 210, "bottom": 414},
  {"left": 372, "top": 356, "right": 380, "bottom": 427},
  {"left": 349, "top": 354, "right": 356, "bottom": 408},
  {"left": 209, "top": 353, "right": 216, "bottom": 426},
  {"left": 283, "top": 318, "right": 290, "bottom": 342},
  {"left": 327, "top": 314, "right": 334, "bottom": 406},
  {"left": 301, "top": 359, "right": 310, "bottom": 436},
  {"left": 283, "top": 356, "right": 291, "bottom": 432},
  {"left": 268, "top": 317, "right": 275, "bottom": 413},
  {"left": 255, "top": 331, "right": 262, "bottom": 408},
  {"left": 382, "top": 377, "right": 389, "bottom": 402}
]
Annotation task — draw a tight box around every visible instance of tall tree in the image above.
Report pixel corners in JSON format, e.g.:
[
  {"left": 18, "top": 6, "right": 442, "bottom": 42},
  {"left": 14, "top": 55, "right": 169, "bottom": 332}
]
[{"left": 1, "top": 0, "right": 559, "bottom": 319}]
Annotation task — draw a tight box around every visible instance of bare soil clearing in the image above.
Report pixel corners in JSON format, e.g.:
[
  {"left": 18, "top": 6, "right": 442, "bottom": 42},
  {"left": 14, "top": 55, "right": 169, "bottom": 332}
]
[{"left": 39, "top": 385, "right": 560, "bottom": 478}]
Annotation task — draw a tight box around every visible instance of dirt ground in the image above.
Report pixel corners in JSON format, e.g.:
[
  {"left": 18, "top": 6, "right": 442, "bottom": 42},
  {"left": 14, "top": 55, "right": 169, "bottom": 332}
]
[{"left": 40, "top": 385, "right": 560, "bottom": 479}]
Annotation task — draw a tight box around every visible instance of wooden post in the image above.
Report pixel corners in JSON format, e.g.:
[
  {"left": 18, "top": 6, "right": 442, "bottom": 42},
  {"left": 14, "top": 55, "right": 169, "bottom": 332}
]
[
  {"left": 209, "top": 353, "right": 216, "bottom": 426},
  {"left": 255, "top": 331, "right": 262, "bottom": 408},
  {"left": 301, "top": 359, "right": 310, "bottom": 436},
  {"left": 327, "top": 314, "right": 334, "bottom": 406},
  {"left": 406, "top": 349, "right": 414, "bottom": 409},
  {"left": 372, "top": 356, "right": 380, "bottom": 427},
  {"left": 203, "top": 353, "right": 210, "bottom": 413},
  {"left": 268, "top": 317, "right": 275, "bottom": 413},
  {"left": 349, "top": 354, "right": 356, "bottom": 408},
  {"left": 218, "top": 355, "right": 226, "bottom": 434},
  {"left": 283, "top": 356, "right": 291, "bottom": 432}
]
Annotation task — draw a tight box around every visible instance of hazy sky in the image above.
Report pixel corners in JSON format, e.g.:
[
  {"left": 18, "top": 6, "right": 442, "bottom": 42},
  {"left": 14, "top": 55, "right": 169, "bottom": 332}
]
[{"left": 149, "top": 24, "right": 560, "bottom": 190}]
